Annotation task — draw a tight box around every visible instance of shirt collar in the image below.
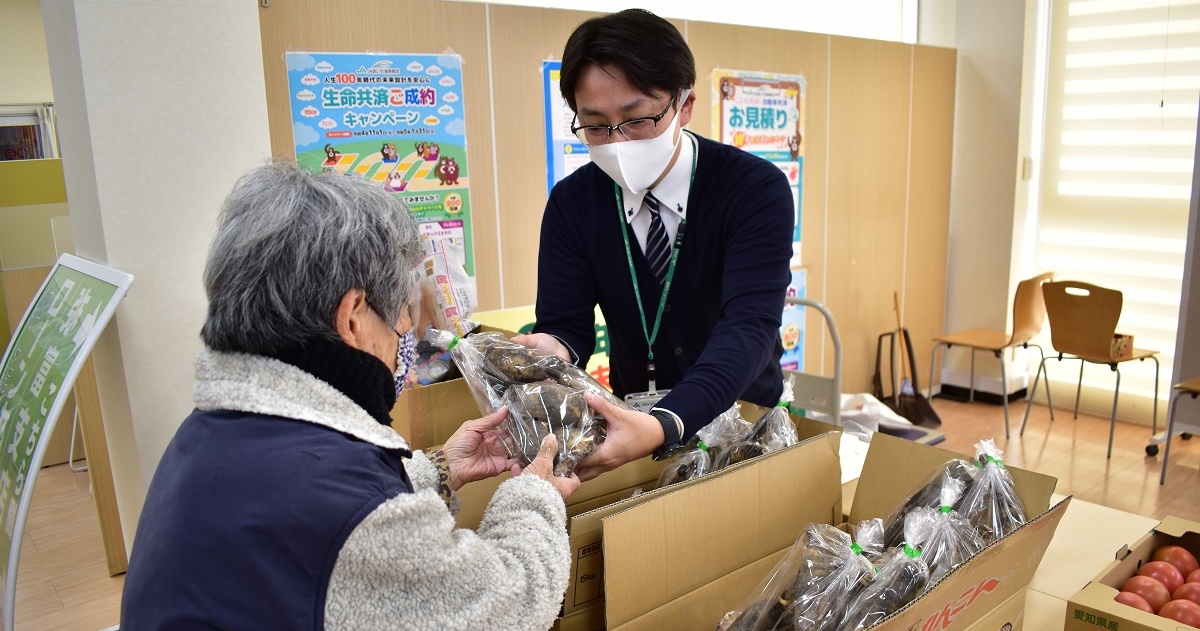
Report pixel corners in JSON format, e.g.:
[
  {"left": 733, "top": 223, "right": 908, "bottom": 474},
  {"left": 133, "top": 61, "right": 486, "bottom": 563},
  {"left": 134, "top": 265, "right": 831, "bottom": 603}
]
[{"left": 622, "top": 131, "right": 696, "bottom": 223}]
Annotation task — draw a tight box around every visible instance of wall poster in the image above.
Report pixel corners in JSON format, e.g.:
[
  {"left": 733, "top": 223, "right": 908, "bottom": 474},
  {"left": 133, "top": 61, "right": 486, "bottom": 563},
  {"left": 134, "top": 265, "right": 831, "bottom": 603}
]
[
  {"left": 286, "top": 52, "right": 479, "bottom": 337},
  {"left": 542, "top": 60, "right": 592, "bottom": 196},
  {"left": 711, "top": 69, "right": 805, "bottom": 268}
]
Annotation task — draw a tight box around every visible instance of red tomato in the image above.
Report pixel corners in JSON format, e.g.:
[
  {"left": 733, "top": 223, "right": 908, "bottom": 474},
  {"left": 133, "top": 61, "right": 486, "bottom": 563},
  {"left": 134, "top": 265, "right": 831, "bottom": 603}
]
[
  {"left": 1154, "top": 545, "right": 1200, "bottom": 577},
  {"left": 1121, "top": 575, "right": 1171, "bottom": 613},
  {"left": 1175, "top": 581, "right": 1200, "bottom": 607},
  {"left": 1139, "top": 560, "right": 1185, "bottom": 594},
  {"left": 1114, "top": 590, "right": 1154, "bottom": 613},
  {"left": 1159, "top": 599, "right": 1200, "bottom": 626},
  {"left": 1190, "top": 568, "right": 1200, "bottom": 584}
]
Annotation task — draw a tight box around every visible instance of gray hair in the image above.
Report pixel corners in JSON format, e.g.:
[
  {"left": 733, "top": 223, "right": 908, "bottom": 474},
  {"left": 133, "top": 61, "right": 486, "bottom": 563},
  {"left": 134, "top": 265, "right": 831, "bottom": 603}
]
[{"left": 201, "top": 161, "right": 423, "bottom": 355}]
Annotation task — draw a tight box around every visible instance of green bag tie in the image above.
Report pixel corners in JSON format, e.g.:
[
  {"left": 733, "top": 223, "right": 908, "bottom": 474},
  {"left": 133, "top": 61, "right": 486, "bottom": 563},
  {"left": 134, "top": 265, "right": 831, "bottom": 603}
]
[
  {"left": 697, "top": 440, "right": 709, "bottom": 453},
  {"left": 940, "top": 505, "right": 953, "bottom": 514},
  {"left": 850, "top": 542, "right": 863, "bottom": 556},
  {"left": 902, "top": 543, "right": 921, "bottom": 559}
]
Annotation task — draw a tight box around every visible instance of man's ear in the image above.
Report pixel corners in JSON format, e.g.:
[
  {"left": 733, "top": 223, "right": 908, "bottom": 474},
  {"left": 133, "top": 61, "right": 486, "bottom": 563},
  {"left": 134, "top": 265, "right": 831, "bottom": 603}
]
[
  {"left": 334, "top": 289, "right": 370, "bottom": 350},
  {"left": 678, "top": 89, "right": 697, "bottom": 128}
]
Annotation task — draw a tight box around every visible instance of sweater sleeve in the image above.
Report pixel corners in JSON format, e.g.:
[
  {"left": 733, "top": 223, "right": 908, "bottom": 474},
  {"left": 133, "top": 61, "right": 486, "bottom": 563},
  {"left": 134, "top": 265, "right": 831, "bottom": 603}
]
[
  {"left": 324, "top": 475, "right": 570, "bottom": 631},
  {"left": 658, "top": 158, "right": 794, "bottom": 436},
  {"left": 532, "top": 183, "right": 599, "bottom": 366}
]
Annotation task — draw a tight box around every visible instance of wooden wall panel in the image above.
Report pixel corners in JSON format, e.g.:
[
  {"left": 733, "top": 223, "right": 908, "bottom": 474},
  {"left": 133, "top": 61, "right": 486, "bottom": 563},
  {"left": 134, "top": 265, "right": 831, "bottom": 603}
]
[
  {"left": 257, "top": 0, "right": 502, "bottom": 309},
  {"left": 486, "top": 6, "right": 602, "bottom": 308},
  {"left": 686, "top": 22, "right": 833, "bottom": 378},
  {"left": 906, "top": 45, "right": 957, "bottom": 390},
  {"left": 827, "top": 38, "right": 913, "bottom": 393}
]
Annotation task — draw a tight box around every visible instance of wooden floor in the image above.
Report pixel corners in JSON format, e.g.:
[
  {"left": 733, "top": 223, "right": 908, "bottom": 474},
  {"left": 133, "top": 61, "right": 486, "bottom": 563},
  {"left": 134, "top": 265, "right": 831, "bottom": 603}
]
[{"left": 12, "top": 397, "right": 1200, "bottom": 630}]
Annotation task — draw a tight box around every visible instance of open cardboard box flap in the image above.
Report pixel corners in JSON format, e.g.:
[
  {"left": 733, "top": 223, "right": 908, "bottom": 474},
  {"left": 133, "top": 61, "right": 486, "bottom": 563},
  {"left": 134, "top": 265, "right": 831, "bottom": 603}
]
[
  {"left": 603, "top": 429, "right": 1067, "bottom": 631},
  {"left": 602, "top": 430, "right": 842, "bottom": 629}
]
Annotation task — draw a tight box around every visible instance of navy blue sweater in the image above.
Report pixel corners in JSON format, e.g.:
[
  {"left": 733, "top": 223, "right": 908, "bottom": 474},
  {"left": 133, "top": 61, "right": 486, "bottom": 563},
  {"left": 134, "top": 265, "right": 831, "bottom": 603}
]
[{"left": 534, "top": 132, "right": 793, "bottom": 438}]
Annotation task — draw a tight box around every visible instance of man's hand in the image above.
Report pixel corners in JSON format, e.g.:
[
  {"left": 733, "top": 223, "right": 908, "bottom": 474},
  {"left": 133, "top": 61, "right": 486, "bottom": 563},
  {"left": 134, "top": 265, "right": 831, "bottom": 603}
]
[
  {"left": 573, "top": 392, "right": 666, "bottom": 481},
  {"left": 441, "top": 407, "right": 518, "bottom": 490},
  {"left": 515, "top": 435, "right": 581, "bottom": 500},
  {"left": 510, "top": 333, "right": 572, "bottom": 363}
]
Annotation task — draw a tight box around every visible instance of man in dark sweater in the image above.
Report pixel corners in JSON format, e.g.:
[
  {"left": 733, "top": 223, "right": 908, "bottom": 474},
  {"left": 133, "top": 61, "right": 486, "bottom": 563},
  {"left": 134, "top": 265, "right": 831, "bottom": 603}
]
[{"left": 514, "top": 9, "right": 793, "bottom": 480}]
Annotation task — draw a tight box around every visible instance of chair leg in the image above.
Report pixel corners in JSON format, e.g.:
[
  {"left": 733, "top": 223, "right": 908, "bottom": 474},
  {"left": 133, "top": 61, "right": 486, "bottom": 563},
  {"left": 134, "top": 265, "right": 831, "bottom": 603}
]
[
  {"left": 1021, "top": 355, "right": 1050, "bottom": 436},
  {"left": 1161, "top": 388, "right": 1184, "bottom": 485},
  {"left": 1108, "top": 366, "right": 1121, "bottom": 459},
  {"left": 1074, "top": 359, "right": 1085, "bottom": 419},
  {"left": 929, "top": 342, "right": 946, "bottom": 402},
  {"left": 1000, "top": 353, "right": 1010, "bottom": 439},
  {"left": 969, "top": 350, "right": 976, "bottom": 403},
  {"left": 1148, "top": 356, "right": 1160, "bottom": 435},
  {"left": 1030, "top": 344, "right": 1054, "bottom": 420}
]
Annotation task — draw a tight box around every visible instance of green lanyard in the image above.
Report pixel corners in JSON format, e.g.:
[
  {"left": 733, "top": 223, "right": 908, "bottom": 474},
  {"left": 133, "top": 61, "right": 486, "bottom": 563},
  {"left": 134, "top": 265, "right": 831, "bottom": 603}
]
[{"left": 614, "top": 134, "right": 698, "bottom": 393}]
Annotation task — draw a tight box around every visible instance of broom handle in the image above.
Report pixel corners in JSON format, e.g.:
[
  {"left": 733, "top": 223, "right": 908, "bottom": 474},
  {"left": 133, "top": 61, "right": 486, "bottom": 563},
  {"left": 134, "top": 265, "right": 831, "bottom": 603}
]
[{"left": 893, "top": 291, "right": 910, "bottom": 384}]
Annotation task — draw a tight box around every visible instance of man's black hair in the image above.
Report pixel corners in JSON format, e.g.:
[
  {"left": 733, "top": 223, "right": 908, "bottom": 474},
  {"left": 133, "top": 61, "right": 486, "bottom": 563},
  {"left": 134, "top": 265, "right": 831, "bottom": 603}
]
[{"left": 559, "top": 9, "right": 696, "bottom": 112}]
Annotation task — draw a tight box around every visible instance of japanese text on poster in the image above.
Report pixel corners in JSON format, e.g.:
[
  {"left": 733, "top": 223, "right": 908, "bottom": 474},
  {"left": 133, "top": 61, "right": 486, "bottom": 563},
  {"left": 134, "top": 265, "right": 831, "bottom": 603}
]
[
  {"left": 0, "top": 255, "right": 131, "bottom": 623},
  {"left": 286, "top": 52, "right": 477, "bottom": 277},
  {"left": 543, "top": 60, "right": 592, "bottom": 195},
  {"left": 712, "top": 69, "right": 805, "bottom": 267}
]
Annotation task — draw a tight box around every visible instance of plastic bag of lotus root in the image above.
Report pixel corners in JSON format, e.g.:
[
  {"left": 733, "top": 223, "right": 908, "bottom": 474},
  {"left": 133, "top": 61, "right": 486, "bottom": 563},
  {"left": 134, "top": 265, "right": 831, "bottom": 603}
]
[
  {"left": 500, "top": 382, "right": 597, "bottom": 477},
  {"left": 428, "top": 329, "right": 630, "bottom": 417},
  {"left": 696, "top": 404, "right": 753, "bottom": 456},
  {"left": 654, "top": 443, "right": 712, "bottom": 489},
  {"left": 956, "top": 439, "right": 1026, "bottom": 544},
  {"left": 712, "top": 374, "right": 799, "bottom": 470}
]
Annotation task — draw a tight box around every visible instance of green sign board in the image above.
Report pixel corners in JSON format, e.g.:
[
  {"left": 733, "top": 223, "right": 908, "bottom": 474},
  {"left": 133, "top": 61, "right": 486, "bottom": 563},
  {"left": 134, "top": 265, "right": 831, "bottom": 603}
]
[{"left": 0, "top": 254, "right": 132, "bottom": 630}]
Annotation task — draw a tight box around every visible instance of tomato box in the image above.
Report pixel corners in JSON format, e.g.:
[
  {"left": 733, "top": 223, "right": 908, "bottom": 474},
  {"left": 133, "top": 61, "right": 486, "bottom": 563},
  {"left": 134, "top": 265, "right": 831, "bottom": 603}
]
[{"left": 1066, "top": 516, "right": 1200, "bottom": 631}]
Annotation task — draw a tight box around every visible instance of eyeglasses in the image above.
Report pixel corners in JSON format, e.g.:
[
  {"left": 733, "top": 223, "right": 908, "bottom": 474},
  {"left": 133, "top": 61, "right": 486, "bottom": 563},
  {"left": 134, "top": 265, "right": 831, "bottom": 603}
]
[{"left": 571, "top": 96, "right": 677, "bottom": 147}]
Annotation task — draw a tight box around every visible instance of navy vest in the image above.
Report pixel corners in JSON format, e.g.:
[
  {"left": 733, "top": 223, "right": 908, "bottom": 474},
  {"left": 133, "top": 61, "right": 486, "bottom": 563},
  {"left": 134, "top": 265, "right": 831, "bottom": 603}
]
[{"left": 120, "top": 409, "right": 413, "bottom": 630}]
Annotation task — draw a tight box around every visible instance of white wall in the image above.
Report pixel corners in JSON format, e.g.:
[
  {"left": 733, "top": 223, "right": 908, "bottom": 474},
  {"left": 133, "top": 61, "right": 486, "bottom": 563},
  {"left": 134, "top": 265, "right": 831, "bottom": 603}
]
[
  {"left": 40, "top": 0, "right": 272, "bottom": 547},
  {"left": 938, "top": 0, "right": 1028, "bottom": 394},
  {"left": 0, "top": 0, "right": 54, "bottom": 104}
]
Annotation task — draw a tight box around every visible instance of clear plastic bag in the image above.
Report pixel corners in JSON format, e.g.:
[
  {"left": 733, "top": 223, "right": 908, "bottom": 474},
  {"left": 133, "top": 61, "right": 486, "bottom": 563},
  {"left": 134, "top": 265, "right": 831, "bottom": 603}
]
[
  {"left": 790, "top": 518, "right": 885, "bottom": 631},
  {"left": 837, "top": 518, "right": 930, "bottom": 631},
  {"left": 903, "top": 478, "right": 985, "bottom": 586},
  {"left": 956, "top": 439, "right": 1026, "bottom": 544},
  {"left": 500, "top": 382, "right": 596, "bottom": 477},
  {"left": 712, "top": 375, "right": 799, "bottom": 469},
  {"left": 655, "top": 443, "right": 712, "bottom": 489},
  {"left": 880, "top": 458, "right": 977, "bottom": 548},
  {"left": 431, "top": 329, "right": 629, "bottom": 416},
  {"left": 697, "top": 404, "right": 754, "bottom": 457},
  {"left": 717, "top": 520, "right": 883, "bottom": 631}
]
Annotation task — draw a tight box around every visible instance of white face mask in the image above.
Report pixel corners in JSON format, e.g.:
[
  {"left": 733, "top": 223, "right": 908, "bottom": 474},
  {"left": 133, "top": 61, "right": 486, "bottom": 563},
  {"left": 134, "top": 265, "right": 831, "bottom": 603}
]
[{"left": 586, "top": 90, "right": 689, "bottom": 194}]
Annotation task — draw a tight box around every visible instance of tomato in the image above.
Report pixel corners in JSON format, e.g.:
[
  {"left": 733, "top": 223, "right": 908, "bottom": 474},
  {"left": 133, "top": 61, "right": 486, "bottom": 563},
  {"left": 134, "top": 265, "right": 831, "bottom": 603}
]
[
  {"left": 1114, "top": 590, "right": 1154, "bottom": 613},
  {"left": 1175, "top": 581, "right": 1200, "bottom": 607},
  {"left": 1190, "top": 568, "right": 1200, "bottom": 584},
  {"left": 1121, "top": 575, "right": 1172, "bottom": 613},
  {"left": 1153, "top": 545, "right": 1200, "bottom": 577},
  {"left": 1159, "top": 599, "right": 1200, "bottom": 626},
  {"left": 1138, "top": 560, "right": 1185, "bottom": 594}
]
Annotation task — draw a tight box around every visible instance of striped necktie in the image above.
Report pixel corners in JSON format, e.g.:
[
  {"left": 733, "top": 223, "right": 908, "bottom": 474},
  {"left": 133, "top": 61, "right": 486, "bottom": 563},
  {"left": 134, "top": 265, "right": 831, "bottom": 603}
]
[{"left": 643, "top": 193, "right": 671, "bottom": 286}]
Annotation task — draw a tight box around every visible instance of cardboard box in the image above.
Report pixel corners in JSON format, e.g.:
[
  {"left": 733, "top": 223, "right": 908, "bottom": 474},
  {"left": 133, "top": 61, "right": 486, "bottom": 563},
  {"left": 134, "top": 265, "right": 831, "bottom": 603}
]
[
  {"left": 602, "top": 430, "right": 1067, "bottom": 631},
  {"left": 1065, "top": 516, "right": 1200, "bottom": 631},
  {"left": 1111, "top": 333, "right": 1134, "bottom": 360}
]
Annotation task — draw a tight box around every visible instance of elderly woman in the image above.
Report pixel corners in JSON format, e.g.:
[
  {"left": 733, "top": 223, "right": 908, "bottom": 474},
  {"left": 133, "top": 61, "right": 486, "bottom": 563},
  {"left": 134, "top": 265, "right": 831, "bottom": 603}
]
[{"left": 120, "top": 162, "right": 579, "bottom": 630}]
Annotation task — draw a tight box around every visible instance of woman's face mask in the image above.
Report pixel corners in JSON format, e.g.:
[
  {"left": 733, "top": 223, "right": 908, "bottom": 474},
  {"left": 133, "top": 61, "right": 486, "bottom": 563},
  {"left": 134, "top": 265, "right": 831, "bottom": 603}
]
[
  {"left": 394, "top": 329, "right": 416, "bottom": 398},
  {"left": 586, "top": 90, "right": 690, "bottom": 194}
]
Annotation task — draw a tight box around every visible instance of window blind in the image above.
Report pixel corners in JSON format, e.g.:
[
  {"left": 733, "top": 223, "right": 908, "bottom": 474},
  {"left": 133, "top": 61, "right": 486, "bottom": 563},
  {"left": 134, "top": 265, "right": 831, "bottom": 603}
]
[{"left": 1037, "top": 0, "right": 1197, "bottom": 415}]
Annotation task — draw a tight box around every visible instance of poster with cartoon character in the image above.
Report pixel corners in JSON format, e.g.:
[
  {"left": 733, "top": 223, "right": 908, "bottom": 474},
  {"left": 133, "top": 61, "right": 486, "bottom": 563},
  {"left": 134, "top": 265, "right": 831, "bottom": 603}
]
[
  {"left": 286, "top": 52, "right": 477, "bottom": 278},
  {"left": 712, "top": 69, "right": 805, "bottom": 268},
  {"left": 542, "top": 60, "right": 592, "bottom": 196}
]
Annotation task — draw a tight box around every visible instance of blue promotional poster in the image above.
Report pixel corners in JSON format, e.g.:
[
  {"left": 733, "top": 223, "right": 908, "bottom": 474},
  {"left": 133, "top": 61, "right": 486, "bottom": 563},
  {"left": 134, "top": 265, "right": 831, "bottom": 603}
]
[
  {"left": 711, "top": 69, "right": 805, "bottom": 268},
  {"left": 780, "top": 269, "right": 807, "bottom": 372},
  {"left": 542, "top": 60, "right": 591, "bottom": 196},
  {"left": 285, "top": 52, "right": 476, "bottom": 277}
]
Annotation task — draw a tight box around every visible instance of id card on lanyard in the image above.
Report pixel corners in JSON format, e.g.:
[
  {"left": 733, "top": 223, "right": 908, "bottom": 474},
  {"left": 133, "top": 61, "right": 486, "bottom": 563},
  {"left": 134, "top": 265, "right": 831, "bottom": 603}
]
[{"left": 619, "top": 134, "right": 697, "bottom": 413}]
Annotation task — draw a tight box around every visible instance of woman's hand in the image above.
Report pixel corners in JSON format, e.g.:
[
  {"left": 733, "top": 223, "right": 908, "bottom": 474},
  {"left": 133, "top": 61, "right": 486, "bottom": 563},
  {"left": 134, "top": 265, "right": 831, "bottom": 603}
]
[
  {"left": 515, "top": 435, "right": 581, "bottom": 500},
  {"left": 441, "top": 407, "right": 518, "bottom": 490},
  {"left": 510, "top": 333, "right": 572, "bottom": 363},
  {"left": 572, "top": 392, "right": 666, "bottom": 481}
]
